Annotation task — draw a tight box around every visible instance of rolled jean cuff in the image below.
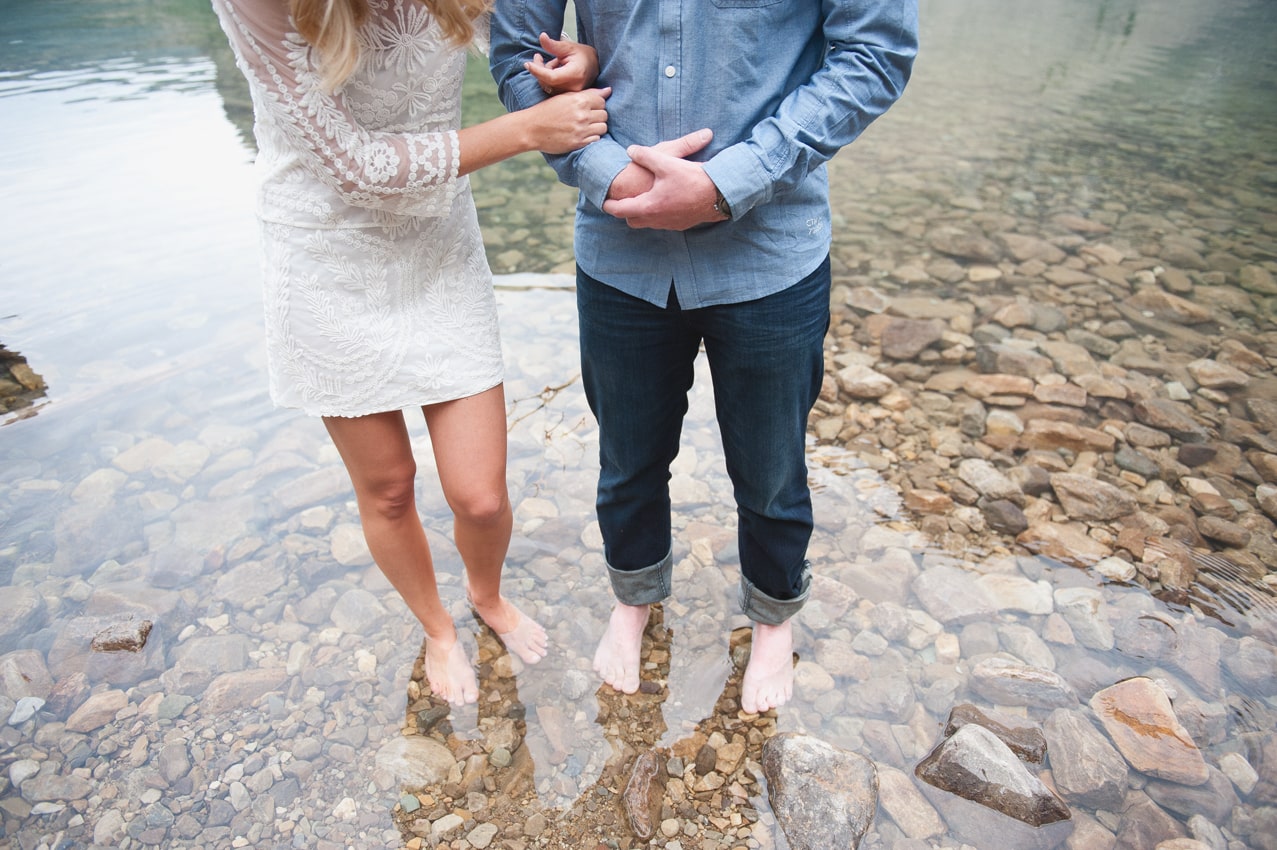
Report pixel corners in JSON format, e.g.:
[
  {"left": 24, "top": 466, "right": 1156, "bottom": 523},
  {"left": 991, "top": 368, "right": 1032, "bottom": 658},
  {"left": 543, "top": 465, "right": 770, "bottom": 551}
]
[
  {"left": 739, "top": 562, "right": 812, "bottom": 625},
  {"left": 606, "top": 548, "right": 674, "bottom": 606}
]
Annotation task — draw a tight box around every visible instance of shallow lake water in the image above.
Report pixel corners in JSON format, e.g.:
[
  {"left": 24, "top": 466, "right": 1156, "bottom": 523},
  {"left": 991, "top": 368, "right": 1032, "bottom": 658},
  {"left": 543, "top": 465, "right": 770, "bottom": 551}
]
[{"left": 1, "top": 1, "right": 1276, "bottom": 848}]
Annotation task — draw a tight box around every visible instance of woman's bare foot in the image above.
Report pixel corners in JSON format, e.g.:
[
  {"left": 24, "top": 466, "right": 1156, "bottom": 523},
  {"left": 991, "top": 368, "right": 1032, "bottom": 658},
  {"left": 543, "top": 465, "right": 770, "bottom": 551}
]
[
  {"left": 593, "top": 602, "right": 650, "bottom": 694},
  {"left": 741, "top": 620, "right": 794, "bottom": 714},
  {"left": 468, "top": 592, "right": 548, "bottom": 664},
  {"left": 423, "top": 631, "right": 478, "bottom": 705}
]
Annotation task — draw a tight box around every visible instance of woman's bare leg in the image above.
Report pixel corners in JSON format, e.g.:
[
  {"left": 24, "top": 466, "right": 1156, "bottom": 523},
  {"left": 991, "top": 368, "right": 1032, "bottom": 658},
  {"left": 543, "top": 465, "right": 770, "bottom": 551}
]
[
  {"left": 424, "top": 384, "right": 547, "bottom": 663},
  {"left": 323, "top": 412, "right": 477, "bottom": 705}
]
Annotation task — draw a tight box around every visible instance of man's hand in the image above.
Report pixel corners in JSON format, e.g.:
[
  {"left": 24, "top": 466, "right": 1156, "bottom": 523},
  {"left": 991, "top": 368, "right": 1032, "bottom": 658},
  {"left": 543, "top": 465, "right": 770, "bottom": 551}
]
[
  {"left": 525, "top": 32, "right": 599, "bottom": 95},
  {"left": 606, "top": 129, "right": 714, "bottom": 202},
  {"left": 603, "top": 131, "right": 728, "bottom": 231}
]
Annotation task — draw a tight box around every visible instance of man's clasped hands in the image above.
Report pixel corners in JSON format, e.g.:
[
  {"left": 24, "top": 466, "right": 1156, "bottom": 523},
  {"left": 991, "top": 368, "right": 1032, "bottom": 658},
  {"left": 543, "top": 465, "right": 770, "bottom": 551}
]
[{"left": 525, "top": 32, "right": 727, "bottom": 233}]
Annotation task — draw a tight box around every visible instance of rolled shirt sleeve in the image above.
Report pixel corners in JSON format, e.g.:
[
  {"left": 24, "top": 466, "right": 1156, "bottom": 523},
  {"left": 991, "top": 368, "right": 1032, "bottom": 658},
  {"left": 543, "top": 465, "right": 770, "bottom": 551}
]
[{"left": 704, "top": 0, "right": 918, "bottom": 217}]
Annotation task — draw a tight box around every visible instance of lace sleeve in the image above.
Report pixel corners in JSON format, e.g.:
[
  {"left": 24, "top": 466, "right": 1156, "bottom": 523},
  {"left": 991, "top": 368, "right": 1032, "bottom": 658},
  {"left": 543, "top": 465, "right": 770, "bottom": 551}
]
[{"left": 212, "top": 0, "right": 460, "bottom": 217}]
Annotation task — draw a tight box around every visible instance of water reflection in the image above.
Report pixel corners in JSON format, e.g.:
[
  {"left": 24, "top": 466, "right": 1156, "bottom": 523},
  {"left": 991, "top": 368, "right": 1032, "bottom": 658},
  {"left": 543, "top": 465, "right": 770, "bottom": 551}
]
[{"left": 1, "top": 0, "right": 1276, "bottom": 848}]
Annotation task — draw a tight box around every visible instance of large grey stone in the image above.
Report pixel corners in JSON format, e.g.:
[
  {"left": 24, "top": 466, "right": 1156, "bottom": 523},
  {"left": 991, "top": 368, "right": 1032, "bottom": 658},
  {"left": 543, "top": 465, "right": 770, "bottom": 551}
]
[
  {"left": 912, "top": 564, "right": 997, "bottom": 625},
  {"left": 374, "top": 735, "right": 458, "bottom": 789},
  {"left": 970, "top": 656, "right": 1079, "bottom": 708},
  {"left": 0, "top": 587, "right": 47, "bottom": 646},
  {"left": 761, "top": 733, "right": 879, "bottom": 850},
  {"left": 0, "top": 650, "right": 54, "bottom": 701},
  {"left": 1043, "top": 708, "right": 1128, "bottom": 809},
  {"left": 47, "top": 615, "right": 167, "bottom": 686},
  {"left": 1053, "top": 587, "right": 1115, "bottom": 651}
]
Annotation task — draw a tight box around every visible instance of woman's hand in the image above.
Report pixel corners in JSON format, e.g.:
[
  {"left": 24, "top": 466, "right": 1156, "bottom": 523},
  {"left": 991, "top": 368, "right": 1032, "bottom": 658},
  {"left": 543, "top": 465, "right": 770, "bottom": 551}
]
[
  {"left": 523, "top": 86, "right": 611, "bottom": 153},
  {"left": 525, "top": 31, "right": 600, "bottom": 95}
]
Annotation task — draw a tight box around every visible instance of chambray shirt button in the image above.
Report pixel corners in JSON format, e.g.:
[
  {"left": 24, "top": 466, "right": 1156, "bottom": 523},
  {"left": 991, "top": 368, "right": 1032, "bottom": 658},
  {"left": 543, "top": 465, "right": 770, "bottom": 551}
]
[{"left": 664, "top": 65, "right": 677, "bottom": 78}]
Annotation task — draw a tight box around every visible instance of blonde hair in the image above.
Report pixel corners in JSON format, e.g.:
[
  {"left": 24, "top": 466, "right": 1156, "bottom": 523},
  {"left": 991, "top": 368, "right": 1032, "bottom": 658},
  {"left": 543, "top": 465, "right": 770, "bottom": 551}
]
[{"left": 289, "top": 0, "right": 490, "bottom": 91}]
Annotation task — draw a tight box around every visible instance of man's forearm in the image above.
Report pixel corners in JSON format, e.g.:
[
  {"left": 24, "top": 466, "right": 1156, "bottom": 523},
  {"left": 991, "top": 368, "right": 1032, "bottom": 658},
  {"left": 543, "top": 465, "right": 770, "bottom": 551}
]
[{"left": 489, "top": 0, "right": 579, "bottom": 186}]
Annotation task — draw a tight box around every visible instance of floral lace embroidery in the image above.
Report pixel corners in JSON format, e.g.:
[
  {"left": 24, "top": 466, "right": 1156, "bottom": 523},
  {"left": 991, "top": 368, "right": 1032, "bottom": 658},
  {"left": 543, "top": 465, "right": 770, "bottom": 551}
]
[
  {"left": 214, "top": 0, "right": 503, "bottom": 417},
  {"left": 212, "top": 0, "right": 466, "bottom": 226}
]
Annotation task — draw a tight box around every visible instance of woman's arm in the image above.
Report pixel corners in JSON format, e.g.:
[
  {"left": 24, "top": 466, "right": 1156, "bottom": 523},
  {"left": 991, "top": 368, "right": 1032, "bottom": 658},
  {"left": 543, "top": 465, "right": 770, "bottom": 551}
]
[
  {"left": 212, "top": 0, "right": 606, "bottom": 214},
  {"left": 458, "top": 85, "right": 608, "bottom": 176}
]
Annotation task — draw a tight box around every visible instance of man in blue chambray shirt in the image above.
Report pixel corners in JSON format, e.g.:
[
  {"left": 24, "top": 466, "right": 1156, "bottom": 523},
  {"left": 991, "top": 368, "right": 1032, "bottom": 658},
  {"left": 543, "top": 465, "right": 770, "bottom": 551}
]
[{"left": 491, "top": 0, "right": 917, "bottom": 713}]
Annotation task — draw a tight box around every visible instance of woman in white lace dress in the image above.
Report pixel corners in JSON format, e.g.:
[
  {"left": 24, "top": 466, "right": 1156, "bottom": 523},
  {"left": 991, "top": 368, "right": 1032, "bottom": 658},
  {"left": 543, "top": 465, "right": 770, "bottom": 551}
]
[{"left": 212, "top": 0, "right": 608, "bottom": 704}]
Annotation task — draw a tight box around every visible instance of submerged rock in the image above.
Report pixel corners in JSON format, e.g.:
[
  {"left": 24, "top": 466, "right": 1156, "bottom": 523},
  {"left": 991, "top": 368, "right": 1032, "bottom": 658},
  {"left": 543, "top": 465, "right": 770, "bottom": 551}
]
[
  {"left": 373, "top": 735, "right": 457, "bottom": 788},
  {"left": 1113, "top": 791, "right": 1188, "bottom": 849},
  {"left": 1090, "top": 677, "right": 1210, "bottom": 786},
  {"left": 875, "top": 763, "right": 947, "bottom": 840},
  {"left": 621, "top": 749, "right": 667, "bottom": 841},
  {"left": 970, "top": 656, "right": 1079, "bottom": 708},
  {"left": 1043, "top": 708, "right": 1129, "bottom": 810}
]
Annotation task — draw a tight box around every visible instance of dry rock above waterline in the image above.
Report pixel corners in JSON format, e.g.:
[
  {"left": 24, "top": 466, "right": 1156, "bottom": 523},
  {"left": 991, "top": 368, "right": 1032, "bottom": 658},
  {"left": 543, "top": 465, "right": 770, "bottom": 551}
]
[
  {"left": 761, "top": 733, "right": 879, "bottom": 850},
  {"left": 0, "top": 344, "right": 48, "bottom": 420},
  {"left": 943, "top": 703, "right": 1048, "bottom": 764},
  {"left": 915, "top": 723, "right": 1071, "bottom": 828}
]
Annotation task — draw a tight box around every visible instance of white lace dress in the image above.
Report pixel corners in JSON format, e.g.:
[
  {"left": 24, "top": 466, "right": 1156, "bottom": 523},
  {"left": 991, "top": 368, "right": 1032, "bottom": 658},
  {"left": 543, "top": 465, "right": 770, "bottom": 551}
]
[{"left": 212, "top": 0, "right": 501, "bottom": 417}]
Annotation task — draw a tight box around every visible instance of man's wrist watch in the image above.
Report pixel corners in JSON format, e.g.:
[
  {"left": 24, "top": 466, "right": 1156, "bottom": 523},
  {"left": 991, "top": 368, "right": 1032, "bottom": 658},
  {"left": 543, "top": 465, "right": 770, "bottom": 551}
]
[{"left": 712, "top": 187, "right": 732, "bottom": 219}]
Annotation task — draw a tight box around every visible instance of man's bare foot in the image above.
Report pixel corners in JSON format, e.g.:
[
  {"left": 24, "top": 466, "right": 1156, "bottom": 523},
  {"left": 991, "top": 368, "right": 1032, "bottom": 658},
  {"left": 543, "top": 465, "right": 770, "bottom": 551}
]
[
  {"left": 424, "top": 631, "right": 478, "bottom": 705},
  {"left": 741, "top": 620, "right": 794, "bottom": 714},
  {"left": 468, "top": 592, "right": 549, "bottom": 664},
  {"left": 593, "top": 602, "right": 650, "bottom": 694}
]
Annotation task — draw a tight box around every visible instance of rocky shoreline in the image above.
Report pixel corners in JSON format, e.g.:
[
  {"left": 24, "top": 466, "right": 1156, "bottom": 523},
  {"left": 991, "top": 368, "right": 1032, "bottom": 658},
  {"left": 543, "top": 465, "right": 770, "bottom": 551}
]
[
  {"left": 3, "top": 221, "right": 1275, "bottom": 849},
  {"left": 0, "top": 345, "right": 47, "bottom": 423},
  {"left": 818, "top": 209, "right": 1277, "bottom": 594}
]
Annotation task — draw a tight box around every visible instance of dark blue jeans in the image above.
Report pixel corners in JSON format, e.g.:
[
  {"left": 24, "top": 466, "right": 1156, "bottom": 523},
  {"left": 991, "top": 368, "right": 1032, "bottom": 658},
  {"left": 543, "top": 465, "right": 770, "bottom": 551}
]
[{"left": 577, "top": 258, "right": 830, "bottom": 625}]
